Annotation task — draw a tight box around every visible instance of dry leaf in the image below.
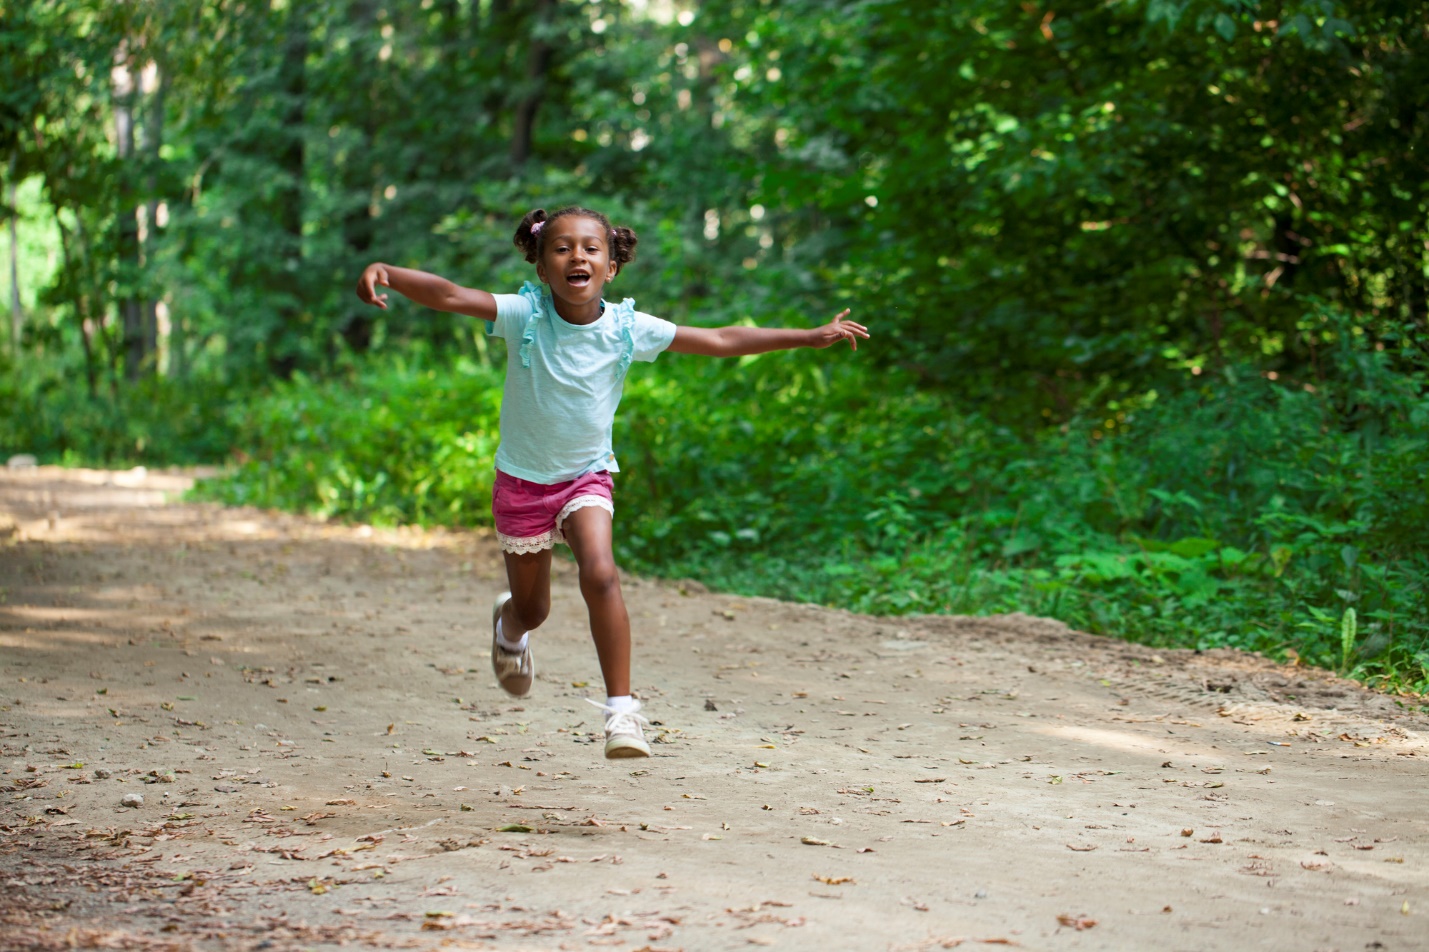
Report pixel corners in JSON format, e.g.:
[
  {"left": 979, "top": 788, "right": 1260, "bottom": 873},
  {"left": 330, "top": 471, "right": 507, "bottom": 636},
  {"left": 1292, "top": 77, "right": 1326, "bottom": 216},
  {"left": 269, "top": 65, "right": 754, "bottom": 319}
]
[
  {"left": 1056, "top": 914, "right": 1097, "bottom": 930},
  {"left": 813, "top": 875, "right": 854, "bottom": 885}
]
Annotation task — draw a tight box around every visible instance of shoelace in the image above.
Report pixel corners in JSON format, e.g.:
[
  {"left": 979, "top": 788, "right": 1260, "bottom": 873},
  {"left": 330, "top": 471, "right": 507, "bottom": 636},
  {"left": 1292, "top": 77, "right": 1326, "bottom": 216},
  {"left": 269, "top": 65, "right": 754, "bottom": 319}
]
[
  {"left": 585, "top": 698, "right": 649, "bottom": 734},
  {"left": 496, "top": 646, "right": 531, "bottom": 674}
]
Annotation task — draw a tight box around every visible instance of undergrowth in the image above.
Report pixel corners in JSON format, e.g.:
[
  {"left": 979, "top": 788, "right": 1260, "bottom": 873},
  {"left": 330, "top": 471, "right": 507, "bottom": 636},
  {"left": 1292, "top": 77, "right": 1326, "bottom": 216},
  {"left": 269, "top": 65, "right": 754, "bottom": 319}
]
[
  {"left": 0, "top": 365, "right": 236, "bottom": 467},
  {"left": 184, "top": 342, "right": 1429, "bottom": 696}
]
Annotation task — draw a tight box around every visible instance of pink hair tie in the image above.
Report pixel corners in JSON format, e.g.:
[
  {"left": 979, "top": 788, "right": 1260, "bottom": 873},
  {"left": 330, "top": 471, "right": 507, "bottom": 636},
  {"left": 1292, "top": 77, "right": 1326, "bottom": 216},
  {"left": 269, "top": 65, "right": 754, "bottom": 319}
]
[{"left": 530, "top": 220, "right": 544, "bottom": 236}]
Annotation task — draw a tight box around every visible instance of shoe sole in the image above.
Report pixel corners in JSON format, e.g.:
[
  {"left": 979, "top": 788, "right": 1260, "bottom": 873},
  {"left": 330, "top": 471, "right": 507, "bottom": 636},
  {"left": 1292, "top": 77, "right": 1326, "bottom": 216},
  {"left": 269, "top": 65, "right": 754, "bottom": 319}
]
[
  {"left": 605, "top": 739, "right": 651, "bottom": 759},
  {"left": 491, "top": 593, "right": 533, "bottom": 698}
]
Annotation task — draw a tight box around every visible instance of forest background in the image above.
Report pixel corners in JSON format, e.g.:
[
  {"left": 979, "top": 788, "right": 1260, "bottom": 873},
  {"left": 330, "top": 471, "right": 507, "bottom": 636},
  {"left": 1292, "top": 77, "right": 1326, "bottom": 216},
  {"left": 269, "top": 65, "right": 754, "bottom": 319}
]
[{"left": 2, "top": 0, "right": 1426, "bottom": 695}]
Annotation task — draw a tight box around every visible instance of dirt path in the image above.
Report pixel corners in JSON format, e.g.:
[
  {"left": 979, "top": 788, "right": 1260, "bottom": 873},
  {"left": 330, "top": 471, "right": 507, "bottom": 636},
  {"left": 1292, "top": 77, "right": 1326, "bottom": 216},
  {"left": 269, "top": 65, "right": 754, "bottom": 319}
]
[{"left": 1, "top": 466, "right": 1426, "bottom": 952}]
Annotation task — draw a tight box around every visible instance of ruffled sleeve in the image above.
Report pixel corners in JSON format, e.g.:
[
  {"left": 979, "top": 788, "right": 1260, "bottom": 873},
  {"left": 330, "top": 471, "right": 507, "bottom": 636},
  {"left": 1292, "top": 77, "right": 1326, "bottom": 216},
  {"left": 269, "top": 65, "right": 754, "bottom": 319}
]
[
  {"left": 609, "top": 297, "right": 638, "bottom": 375},
  {"left": 515, "top": 280, "right": 547, "bottom": 369}
]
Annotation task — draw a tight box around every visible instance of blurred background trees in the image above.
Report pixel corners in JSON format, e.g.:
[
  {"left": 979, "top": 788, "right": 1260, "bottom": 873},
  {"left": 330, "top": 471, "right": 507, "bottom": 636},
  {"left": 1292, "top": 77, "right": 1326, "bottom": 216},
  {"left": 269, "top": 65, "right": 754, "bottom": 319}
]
[
  {"left": 7, "top": 0, "right": 1421, "bottom": 398},
  {"left": 2, "top": 0, "right": 1426, "bottom": 687}
]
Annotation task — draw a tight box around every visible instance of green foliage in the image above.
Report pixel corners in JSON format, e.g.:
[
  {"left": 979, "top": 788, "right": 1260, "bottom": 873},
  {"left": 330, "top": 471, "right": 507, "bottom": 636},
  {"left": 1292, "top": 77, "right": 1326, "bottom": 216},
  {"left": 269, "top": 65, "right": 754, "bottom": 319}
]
[
  {"left": 606, "top": 338, "right": 1428, "bottom": 692},
  {"left": 0, "top": 355, "right": 235, "bottom": 466},
  {"left": 199, "top": 320, "right": 1429, "bottom": 693},
  {"left": 5, "top": 1, "right": 1428, "bottom": 696},
  {"left": 194, "top": 353, "right": 503, "bottom": 527},
  {"left": 698, "top": 0, "right": 1429, "bottom": 410}
]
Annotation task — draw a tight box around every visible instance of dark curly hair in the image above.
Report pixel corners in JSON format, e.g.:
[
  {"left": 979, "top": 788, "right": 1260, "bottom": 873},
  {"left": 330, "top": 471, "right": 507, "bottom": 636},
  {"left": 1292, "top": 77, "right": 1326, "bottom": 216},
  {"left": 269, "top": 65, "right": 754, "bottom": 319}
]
[{"left": 513, "top": 206, "right": 639, "bottom": 274}]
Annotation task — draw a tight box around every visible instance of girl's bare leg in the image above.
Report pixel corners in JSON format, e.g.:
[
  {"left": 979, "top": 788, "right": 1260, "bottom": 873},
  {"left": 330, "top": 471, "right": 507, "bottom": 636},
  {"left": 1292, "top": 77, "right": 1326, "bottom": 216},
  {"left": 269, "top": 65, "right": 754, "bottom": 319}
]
[
  {"left": 501, "top": 548, "right": 552, "bottom": 637},
  {"left": 559, "top": 506, "right": 631, "bottom": 697}
]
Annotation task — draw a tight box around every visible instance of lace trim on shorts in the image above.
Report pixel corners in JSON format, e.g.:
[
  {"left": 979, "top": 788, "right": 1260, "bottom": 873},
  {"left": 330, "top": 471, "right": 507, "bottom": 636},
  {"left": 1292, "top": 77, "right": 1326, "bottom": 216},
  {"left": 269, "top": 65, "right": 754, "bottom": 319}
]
[
  {"left": 497, "top": 529, "right": 557, "bottom": 555},
  {"left": 555, "top": 495, "right": 615, "bottom": 543},
  {"left": 497, "top": 497, "right": 613, "bottom": 553}
]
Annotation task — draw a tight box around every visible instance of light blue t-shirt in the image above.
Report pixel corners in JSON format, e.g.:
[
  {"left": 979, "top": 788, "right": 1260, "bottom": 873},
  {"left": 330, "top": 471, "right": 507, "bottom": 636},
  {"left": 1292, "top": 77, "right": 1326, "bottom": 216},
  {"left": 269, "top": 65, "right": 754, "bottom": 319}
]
[{"left": 487, "top": 281, "right": 677, "bottom": 484}]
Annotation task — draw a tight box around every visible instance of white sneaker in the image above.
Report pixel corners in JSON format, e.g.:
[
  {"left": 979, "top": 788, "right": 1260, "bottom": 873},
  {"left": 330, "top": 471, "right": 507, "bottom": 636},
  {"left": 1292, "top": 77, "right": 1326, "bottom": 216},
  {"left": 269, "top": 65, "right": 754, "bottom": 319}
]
[
  {"left": 587, "top": 698, "right": 651, "bottom": 758},
  {"left": 490, "top": 593, "right": 533, "bottom": 697}
]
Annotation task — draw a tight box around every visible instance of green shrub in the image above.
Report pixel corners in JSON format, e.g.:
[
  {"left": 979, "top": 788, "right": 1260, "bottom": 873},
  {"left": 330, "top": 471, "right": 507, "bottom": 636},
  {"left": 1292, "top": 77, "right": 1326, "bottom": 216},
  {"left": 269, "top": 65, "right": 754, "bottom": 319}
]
[
  {"left": 198, "top": 344, "right": 1429, "bottom": 695},
  {"left": 195, "top": 355, "right": 503, "bottom": 526},
  {"left": 0, "top": 368, "right": 237, "bottom": 466}
]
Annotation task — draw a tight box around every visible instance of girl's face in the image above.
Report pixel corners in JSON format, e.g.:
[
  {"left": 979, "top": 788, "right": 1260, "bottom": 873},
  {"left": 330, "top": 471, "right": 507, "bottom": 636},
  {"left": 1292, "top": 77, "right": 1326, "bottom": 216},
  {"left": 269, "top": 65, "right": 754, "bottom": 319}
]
[{"left": 536, "top": 216, "right": 616, "bottom": 317}]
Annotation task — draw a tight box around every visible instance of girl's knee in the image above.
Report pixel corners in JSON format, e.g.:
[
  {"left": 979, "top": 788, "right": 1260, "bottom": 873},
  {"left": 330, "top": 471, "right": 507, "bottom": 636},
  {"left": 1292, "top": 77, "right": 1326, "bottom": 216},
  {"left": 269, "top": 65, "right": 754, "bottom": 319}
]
[{"left": 578, "top": 559, "right": 621, "bottom": 600}]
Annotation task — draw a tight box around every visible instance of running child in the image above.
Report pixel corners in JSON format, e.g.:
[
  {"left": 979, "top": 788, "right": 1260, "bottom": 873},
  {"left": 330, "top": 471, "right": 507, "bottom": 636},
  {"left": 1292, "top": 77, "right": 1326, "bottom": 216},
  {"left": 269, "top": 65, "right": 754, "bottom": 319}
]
[{"left": 355, "top": 205, "right": 867, "bottom": 759}]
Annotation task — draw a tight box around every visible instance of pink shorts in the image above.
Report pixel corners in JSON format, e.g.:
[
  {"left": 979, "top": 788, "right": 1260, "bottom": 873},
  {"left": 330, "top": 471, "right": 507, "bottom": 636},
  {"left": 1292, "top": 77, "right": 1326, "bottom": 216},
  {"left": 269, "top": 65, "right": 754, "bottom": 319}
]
[{"left": 492, "top": 470, "right": 615, "bottom": 554}]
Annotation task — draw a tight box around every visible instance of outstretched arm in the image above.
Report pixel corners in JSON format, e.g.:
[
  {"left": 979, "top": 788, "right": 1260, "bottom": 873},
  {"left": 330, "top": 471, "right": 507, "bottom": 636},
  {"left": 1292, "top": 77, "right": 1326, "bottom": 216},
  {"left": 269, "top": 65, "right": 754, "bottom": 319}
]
[
  {"left": 355, "top": 263, "right": 497, "bottom": 320},
  {"left": 666, "top": 309, "right": 868, "bottom": 357}
]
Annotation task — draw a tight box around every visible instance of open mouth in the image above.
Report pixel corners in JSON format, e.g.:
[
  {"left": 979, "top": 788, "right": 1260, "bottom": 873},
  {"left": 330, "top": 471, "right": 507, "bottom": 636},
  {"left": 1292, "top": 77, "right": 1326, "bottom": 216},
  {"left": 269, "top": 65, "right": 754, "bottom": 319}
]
[{"left": 566, "top": 270, "right": 592, "bottom": 288}]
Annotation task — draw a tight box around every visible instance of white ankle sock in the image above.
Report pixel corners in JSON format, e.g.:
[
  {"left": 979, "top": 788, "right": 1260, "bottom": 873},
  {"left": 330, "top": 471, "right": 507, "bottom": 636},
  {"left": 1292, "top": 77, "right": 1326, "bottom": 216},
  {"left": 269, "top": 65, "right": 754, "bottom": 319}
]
[
  {"left": 495, "top": 617, "right": 528, "bottom": 654},
  {"left": 604, "top": 695, "right": 637, "bottom": 716}
]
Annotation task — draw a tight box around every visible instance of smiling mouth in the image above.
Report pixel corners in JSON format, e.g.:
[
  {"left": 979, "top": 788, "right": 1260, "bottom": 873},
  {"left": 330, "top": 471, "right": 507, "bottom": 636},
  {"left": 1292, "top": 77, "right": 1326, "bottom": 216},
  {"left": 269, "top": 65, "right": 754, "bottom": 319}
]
[{"left": 566, "top": 270, "right": 591, "bottom": 287}]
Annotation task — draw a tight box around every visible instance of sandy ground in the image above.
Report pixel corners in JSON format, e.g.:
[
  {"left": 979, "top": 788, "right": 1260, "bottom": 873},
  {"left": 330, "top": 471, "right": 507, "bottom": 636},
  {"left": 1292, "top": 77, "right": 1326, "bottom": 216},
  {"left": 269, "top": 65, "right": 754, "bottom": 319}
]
[{"left": 0, "top": 466, "right": 1426, "bottom": 952}]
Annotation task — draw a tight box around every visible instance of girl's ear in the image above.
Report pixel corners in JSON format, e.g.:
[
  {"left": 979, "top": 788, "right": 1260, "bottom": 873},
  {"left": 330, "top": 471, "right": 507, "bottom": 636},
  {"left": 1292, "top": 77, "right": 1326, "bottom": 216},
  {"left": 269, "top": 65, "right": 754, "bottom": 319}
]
[{"left": 535, "top": 260, "right": 548, "bottom": 284}]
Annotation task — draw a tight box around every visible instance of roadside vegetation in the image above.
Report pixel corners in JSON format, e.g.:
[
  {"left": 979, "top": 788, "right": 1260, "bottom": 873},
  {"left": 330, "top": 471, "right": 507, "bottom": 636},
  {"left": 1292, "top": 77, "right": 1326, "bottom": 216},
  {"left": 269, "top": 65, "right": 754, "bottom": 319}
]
[{"left": 4, "top": 0, "right": 1426, "bottom": 693}]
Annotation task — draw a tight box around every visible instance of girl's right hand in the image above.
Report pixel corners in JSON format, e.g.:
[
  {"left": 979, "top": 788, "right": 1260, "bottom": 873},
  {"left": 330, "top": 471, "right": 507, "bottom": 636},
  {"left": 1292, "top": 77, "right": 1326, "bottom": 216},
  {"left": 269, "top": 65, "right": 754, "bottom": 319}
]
[{"left": 356, "top": 263, "right": 391, "bottom": 309}]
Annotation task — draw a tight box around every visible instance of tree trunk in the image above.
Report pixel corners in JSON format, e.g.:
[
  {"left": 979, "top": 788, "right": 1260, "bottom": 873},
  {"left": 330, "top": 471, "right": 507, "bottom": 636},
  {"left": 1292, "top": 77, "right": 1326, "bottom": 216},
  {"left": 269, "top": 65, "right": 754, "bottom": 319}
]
[
  {"left": 339, "top": 0, "right": 377, "bottom": 356},
  {"left": 113, "top": 50, "right": 145, "bottom": 382},
  {"left": 269, "top": 5, "right": 308, "bottom": 378},
  {"left": 140, "top": 63, "right": 166, "bottom": 371},
  {"left": 482, "top": 0, "right": 518, "bottom": 125},
  {"left": 510, "top": 0, "right": 556, "bottom": 168},
  {"left": 55, "top": 210, "right": 99, "bottom": 399}
]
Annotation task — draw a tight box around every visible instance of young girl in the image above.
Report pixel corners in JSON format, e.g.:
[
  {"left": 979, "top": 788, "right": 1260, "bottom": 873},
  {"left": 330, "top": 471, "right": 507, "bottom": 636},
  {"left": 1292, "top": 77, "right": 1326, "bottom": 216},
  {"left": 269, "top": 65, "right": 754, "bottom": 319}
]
[{"left": 356, "top": 205, "right": 867, "bottom": 759}]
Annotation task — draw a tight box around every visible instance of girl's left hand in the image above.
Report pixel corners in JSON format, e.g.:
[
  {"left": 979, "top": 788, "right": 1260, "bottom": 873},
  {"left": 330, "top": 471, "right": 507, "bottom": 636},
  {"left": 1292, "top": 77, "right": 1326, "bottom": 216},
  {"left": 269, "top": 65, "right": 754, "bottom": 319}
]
[{"left": 811, "top": 309, "right": 869, "bottom": 351}]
